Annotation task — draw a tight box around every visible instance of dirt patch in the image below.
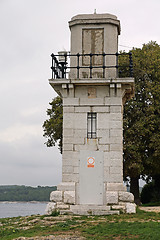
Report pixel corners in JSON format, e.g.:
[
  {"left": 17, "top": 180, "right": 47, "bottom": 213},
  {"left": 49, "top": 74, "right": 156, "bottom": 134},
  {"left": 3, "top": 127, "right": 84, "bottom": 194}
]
[
  {"left": 14, "top": 235, "right": 86, "bottom": 240},
  {"left": 139, "top": 206, "right": 160, "bottom": 212}
]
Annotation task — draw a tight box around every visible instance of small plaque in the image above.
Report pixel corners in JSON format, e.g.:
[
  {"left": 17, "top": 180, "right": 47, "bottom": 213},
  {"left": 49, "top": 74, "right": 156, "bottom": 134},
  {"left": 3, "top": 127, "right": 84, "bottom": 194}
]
[{"left": 88, "top": 88, "right": 96, "bottom": 98}]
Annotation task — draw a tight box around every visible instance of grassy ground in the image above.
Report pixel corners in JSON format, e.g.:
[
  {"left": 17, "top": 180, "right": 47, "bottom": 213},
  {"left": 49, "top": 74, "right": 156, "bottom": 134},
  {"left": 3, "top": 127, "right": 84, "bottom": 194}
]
[{"left": 1, "top": 208, "right": 160, "bottom": 240}]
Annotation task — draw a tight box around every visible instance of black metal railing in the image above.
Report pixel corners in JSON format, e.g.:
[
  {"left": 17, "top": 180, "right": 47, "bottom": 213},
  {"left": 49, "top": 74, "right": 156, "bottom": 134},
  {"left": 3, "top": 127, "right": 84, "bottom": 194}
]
[{"left": 50, "top": 52, "right": 133, "bottom": 79}]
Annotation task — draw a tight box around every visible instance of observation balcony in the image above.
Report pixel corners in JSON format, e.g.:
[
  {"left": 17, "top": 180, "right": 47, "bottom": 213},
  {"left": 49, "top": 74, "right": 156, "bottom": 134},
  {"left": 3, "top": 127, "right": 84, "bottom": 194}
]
[{"left": 50, "top": 52, "right": 133, "bottom": 80}]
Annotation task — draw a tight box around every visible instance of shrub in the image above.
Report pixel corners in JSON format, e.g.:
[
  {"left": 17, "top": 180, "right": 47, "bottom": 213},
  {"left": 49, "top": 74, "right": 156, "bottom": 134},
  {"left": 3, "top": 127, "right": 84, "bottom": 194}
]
[{"left": 141, "top": 181, "right": 160, "bottom": 204}]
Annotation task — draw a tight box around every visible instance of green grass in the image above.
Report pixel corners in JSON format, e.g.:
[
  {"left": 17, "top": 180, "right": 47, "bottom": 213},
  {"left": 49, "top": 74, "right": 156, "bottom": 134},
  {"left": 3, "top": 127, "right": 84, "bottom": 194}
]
[
  {"left": 82, "top": 221, "right": 160, "bottom": 239},
  {"left": 142, "top": 201, "right": 160, "bottom": 206},
  {"left": 1, "top": 208, "right": 160, "bottom": 240}
]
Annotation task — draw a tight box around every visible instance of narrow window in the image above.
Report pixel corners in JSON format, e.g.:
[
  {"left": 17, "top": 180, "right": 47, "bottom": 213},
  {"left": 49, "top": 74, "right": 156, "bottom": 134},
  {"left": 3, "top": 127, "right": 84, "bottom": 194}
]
[{"left": 87, "top": 113, "right": 97, "bottom": 139}]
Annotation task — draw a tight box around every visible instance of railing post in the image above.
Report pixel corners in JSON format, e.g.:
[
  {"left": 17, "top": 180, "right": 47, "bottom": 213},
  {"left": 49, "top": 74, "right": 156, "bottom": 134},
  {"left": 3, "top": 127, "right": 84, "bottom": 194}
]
[
  {"left": 116, "top": 52, "right": 119, "bottom": 78},
  {"left": 51, "top": 53, "right": 54, "bottom": 79},
  {"left": 77, "top": 53, "right": 80, "bottom": 79},
  {"left": 90, "top": 53, "right": 93, "bottom": 78},
  {"left": 103, "top": 52, "right": 105, "bottom": 78},
  {"left": 64, "top": 53, "right": 67, "bottom": 78}
]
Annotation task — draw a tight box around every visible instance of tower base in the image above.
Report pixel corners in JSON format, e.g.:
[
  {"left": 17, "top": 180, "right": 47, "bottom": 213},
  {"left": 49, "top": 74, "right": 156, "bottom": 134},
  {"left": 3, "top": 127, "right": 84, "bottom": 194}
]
[{"left": 45, "top": 182, "right": 136, "bottom": 215}]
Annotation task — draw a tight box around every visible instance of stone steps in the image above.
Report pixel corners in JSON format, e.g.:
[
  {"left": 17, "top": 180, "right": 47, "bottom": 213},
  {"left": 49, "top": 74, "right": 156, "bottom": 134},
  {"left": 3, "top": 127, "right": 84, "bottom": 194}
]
[{"left": 60, "top": 205, "right": 120, "bottom": 215}]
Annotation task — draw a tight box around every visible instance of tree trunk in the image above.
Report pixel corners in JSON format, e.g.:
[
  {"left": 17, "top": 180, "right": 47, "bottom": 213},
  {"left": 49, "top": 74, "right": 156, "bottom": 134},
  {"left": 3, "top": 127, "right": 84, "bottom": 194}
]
[{"left": 130, "top": 176, "right": 141, "bottom": 205}]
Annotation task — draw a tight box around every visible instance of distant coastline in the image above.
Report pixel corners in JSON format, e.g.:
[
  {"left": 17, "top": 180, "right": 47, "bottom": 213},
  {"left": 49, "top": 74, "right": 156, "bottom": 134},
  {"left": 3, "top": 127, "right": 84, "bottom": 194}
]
[{"left": 0, "top": 185, "right": 56, "bottom": 202}]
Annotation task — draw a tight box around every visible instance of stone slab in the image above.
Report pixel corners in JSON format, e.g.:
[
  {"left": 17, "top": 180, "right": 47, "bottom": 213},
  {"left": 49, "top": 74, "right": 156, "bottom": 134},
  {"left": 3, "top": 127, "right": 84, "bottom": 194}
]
[
  {"left": 45, "top": 202, "right": 56, "bottom": 215},
  {"left": 125, "top": 203, "right": 136, "bottom": 213},
  {"left": 105, "top": 183, "right": 126, "bottom": 191},
  {"left": 118, "top": 192, "right": 134, "bottom": 202},
  {"left": 50, "top": 191, "right": 63, "bottom": 202},
  {"left": 70, "top": 205, "right": 111, "bottom": 211},
  {"left": 57, "top": 182, "right": 76, "bottom": 191},
  {"left": 111, "top": 205, "right": 125, "bottom": 210},
  {"left": 70, "top": 205, "right": 120, "bottom": 216},
  {"left": 56, "top": 202, "right": 70, "bottom": 209},
  {"left": 64, "top": 191, "right": 75, "bottom": 204},
  {"left": 63, "top": 98, "right": 80, "bottom": 106},
  {"left": 106, "top": 191, "right": 118, "bottom": 204}
]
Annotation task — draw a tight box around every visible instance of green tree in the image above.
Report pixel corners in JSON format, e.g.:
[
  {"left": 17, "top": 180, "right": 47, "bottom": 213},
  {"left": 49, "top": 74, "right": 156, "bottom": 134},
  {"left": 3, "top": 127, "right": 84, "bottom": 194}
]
[
  {"left": 43, "top": 96, "right": 63, "bottom": 154},
  {"left": 43, "top": 42, "right": 160, "bottom": 204},
  {"left": 122, "top": 41, "right": 160, "bottom": 204}
]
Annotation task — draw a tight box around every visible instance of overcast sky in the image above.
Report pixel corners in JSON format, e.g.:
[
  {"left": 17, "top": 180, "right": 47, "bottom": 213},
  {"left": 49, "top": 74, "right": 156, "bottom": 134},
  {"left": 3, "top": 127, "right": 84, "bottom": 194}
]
[{"left": 0, "top": 0, "right": 160, "bottom": 187}]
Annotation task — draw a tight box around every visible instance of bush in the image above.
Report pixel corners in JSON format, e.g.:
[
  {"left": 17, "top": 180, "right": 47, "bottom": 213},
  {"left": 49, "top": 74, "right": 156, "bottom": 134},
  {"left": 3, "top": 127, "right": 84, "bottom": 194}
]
[{"left": 141, "top": 181, "right": 160, "bottom": 204}]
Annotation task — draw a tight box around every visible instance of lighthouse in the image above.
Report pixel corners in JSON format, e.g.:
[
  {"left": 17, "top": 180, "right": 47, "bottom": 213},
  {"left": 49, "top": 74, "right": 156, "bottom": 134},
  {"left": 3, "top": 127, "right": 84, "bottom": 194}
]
[{"left": 46, "top": 13, "right": 136, "bottom": 215}]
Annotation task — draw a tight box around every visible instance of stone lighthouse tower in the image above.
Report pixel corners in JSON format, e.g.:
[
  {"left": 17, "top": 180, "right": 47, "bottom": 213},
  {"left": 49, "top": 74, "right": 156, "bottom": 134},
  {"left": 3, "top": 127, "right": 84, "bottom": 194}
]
[{"left": 46, "top": 13, "right": 136, "bottom": 215}]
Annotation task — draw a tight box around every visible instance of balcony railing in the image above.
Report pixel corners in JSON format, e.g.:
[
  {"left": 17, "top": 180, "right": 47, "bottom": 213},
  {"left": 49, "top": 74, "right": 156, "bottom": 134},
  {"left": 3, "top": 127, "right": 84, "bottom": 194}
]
[{"left": 50, "top": 52, "right": 133, "bottom": 79}]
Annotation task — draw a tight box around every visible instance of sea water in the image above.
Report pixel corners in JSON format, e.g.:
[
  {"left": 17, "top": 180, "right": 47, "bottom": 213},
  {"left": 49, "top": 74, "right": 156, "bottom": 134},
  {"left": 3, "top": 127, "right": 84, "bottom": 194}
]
[{"left": 0, "top": 202, "right": 48, "bottom": 218}]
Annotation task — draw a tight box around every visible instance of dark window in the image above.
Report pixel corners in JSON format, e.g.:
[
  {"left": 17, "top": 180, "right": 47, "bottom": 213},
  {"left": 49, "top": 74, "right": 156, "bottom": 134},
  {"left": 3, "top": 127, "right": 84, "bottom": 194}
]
[{"left": 87, "top": 113, "right": 97, "bottom": 139}]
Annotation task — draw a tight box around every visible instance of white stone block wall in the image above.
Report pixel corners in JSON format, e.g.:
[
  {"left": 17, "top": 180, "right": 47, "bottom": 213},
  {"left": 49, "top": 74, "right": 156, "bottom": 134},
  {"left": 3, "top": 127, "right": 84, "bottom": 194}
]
[
  {"left": 47, "top": 13, "right": 135, "bottom": 214},
  {"left": 61, "top": 85, "right": 124, "bottom": 193}
]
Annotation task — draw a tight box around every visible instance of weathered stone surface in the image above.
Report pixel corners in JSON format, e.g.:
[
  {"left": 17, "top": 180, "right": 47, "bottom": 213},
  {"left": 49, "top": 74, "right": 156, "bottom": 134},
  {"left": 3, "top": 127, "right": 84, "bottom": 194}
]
[
  {"left": 91, "top": 210, "right": 119, "bottom": 215},
  {"left": 97, "top": 113, "right": 110, "bottom": 129},
  {"left": 110, "top": 121, "right": 122, "bottom": 129},
  {"left": 70, "top": 205, "right": 111, "bottom": 211},
  {"left": 110, "top": 158, "right": 122, "bottom": 166},
  {"left": 74, "top": 129, "right": 86, "bottom": 138},
  {"left": 62, "top": 173, "right": 79, "bottom": 182},
  {"left": 92, "top": 106, "right": 109, "bottom": 113},
  {"left": 106, "top": 191, "right": 118, "bottom": 204},
  {"left": 74, "top": 144, "right": 98, "bottom": 151},
  {"left": 56, "top": 202, "right": 70, "bottom": 209},
  {"left": 105, "top": 97, "right": 122, "bottom": 106},
  {"left": 80, "top": 98, "right": 104, "bottom": 106},
  {"left": 74, "top": 113, "right": 87, "bottom": 129},
  {"left": 63, "top": 143, "right": 73, "bottom": 151},
  {"left": 110, "top": 106, "right": 122, "bottom": 113},
  {"left": 63, "top": 128, "right": 74, "bottom": 137},
  {"left": 50, "top": 191, "right": 63, "bottom": 202},
  {"left": 97, "top": 129, "right": 110, "bottom": 142},
  {"left": 110, "top": 151, "right": 122, "bottom": 159},
  {"left": 110, "top": 113, "right": 122, "bottom": 121},
  {"left": 63, "top": 98, "right": 79, "bottom": 106},
  {"left": 63, "top": 113, "right": 74, "bottom": 128},
  {"left": 110, "top": 166, "right": 122, "bottom": 174},
  {"left": 110, "top": 129, "right": 122, "bottom": 137},
  {"left": 57, "top": 182, "right": 76, "bottom": 191},
  {"left": 63, "top": 136, "right": 85, "bottom": 145},
  {"left": 110, "top": 143, "right": 122, "bottom": 151},
  {"left": 108, "top": 174, "right": 122, "bottom": 183},
  {"left": 64, "top": 191, "right": 75, "bottom": 204},
  {"left": 70, "top": 205, "right": 114, "bottom": 215},
  {"left": 62, "top": 158, "right": 79, "bottom": 167},
  {"left": 73, "top": 166, "right": 79, "bottom": 173},
  {"left": 74, "top": 106, "right": 90, "bottom": 112},
  {"left": 63, "top": 106, "right": 75, "bottom": 113},
  {"left": 111, "top": 205, "right": 125, "bottom": 211},
  {"left": 106, "top": 183, "right": 126, "bottom": 191},
  {"left": 45, "top": 202, "right": 56, "bottom": 215},
  {"left": 62, "top": 165, "right": 74, "bottom": 174},
  {"left": 119, "top": 191, "right": 134, "bottom": 202},
  {"left": 125, "top": 203, "right": 136, "bottom": 213}
]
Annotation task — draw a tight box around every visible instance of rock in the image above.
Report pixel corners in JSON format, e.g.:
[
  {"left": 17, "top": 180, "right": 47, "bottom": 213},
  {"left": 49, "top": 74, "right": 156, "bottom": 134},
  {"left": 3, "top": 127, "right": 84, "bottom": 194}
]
[
  {"left": 118, "top": 192, "right": 134, "bottom": 202},
  {"left": 50, "top": 191, "right": 63, "bottom": 202},
  {"left": 45, "top": 202, "right": 56, "bottom": 215},
  {"left": 64, "top": 191, "right": 75, "bottom": 204},
  {"left": 106, "top": 191, "right": 118, "bottom": 204},
  {"left": 125, "top": 203, "right": 136, "bottom": 213},
  {"left": 56, "top": 202, "right": 70, "bottom": 209}
]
